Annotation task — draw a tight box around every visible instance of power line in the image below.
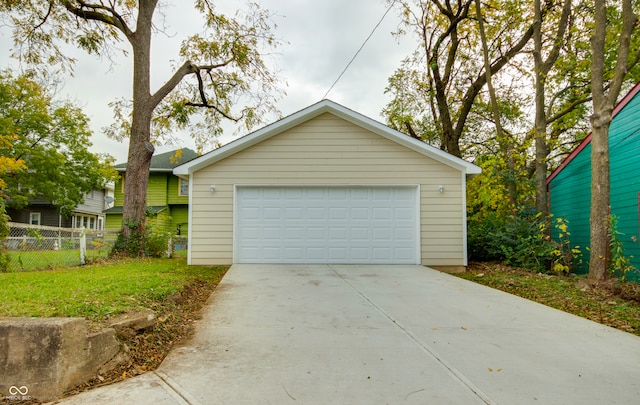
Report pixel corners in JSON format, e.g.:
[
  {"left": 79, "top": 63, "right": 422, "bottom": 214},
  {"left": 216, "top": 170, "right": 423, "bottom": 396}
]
[{"left": 322, "top": 0, "right": 397, "bottom": 100}]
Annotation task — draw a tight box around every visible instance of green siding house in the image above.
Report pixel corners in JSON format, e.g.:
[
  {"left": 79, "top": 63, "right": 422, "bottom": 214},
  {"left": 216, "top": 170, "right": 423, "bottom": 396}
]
[
  {"left": 548, "top": 82, "right": 640, "bottom": 281},
  {"left": 105, "top": 148, "right": 197, "bottom": 237}
]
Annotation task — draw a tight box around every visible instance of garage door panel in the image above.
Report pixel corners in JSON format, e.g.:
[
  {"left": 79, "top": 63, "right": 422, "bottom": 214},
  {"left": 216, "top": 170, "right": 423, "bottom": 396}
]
[
  {"left": 307, "top": 248, "right": 326, "bottom": 260},
  {"left": 351, "top": 227, "right": 369, "bottom": 240},
  {"left": 235, "top": 186, "right": 418, "bottom": 264},
  {"left": 285, "top": 207, "right": 303, "bottom": 219},
  {"left": 328, "top": 227, "right": 347, "bottom": 240},
  {"left": 307, "top": 227, "right": 325, "bottom": 240},
  {"left": 284, "top": 248, "right": 304, "bottom": 260},
  {"left": 351, "top": 207, "right": 369, "bottom": 220},
  {"left": 263, "top": 207, "right": 281, "bottom": 219},
  {"left": 373, "top": 207, "right": 392, "bottom": 220},
  {"left": 285, "top": 227, "right": 304, "bottom": 239},
  {"left": 373, "top": 227, "right": 392, "bottom": 241},
  {"left": 263, "top": 227, "right": 281, "bottom": 240},
  {"left": 307, "top": 207, "right": 325, "bottom": 220},
  {"left": 329, "top": 207, "right": 347, "bottom": 220}
]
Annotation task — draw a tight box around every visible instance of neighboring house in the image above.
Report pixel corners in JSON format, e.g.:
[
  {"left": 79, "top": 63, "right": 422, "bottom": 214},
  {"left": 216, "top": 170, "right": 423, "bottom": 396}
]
[
  {"left": 174, "top": 100, "right": 481, "bottom": 270},
  {"left": 105, "top": 148, "right": 198, "bottom": 236},
  {"left": 547, "top": 82, "right": 640, "bottom": 281},
  {"left": 7, "top": 184, "right": 114, "bottom": 230}
]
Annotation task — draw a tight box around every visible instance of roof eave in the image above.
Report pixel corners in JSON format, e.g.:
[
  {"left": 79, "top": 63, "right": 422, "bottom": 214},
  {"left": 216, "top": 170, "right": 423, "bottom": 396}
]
[
  {"left": 173, "top": 100, "right": 481, "bottom": 176},
  {"left": 547, "top": 81, "right": 640, "bottom": 184}
]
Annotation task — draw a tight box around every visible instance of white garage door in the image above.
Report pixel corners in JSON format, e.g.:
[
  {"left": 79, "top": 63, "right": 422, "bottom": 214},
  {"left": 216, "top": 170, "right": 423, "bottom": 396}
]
[{"left": 235, "top": 186, "right": 419, "bottom": 264}]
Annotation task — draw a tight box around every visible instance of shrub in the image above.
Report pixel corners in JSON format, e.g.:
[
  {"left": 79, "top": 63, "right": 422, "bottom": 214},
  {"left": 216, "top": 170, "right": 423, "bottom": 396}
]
[
  {"left": 609, "top": 214, "right": 635, "bottom": 281},
  {"left": 145, "top": 232, "right": 171, "bottom": 258},
  {"left": 547, "top": 217, "right": 583, "bottom": 275},
  {"left": 469, "top": 211, "right": 548, "bottom": 270},
  {"left": 469, "top": 211, "right": 584, "bottom": 274}
]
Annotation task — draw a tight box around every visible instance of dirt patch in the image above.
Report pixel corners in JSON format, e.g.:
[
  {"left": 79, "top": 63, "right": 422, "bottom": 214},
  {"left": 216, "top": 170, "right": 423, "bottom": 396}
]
[{"left": 45, "top": 278, "right": 219, "bottom": 402}]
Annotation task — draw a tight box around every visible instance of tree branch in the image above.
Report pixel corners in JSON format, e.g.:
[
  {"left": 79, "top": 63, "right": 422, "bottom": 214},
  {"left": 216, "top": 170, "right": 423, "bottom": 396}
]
[
  {"left": 60, "top": 0, "right": 133, "bottom": 38},
  {"left": 454, "top": 23, "right": 535, "bottom": 136},
  {"left": 149, "top": 61, "right": 198, "bottom": 109},
  {"left": 184, "top": 102, "right": 243, "bottom": 122},
  {"left": 149, "top": 59, "right": 236, "bottom": 110},
  {"left": 546, "top": 95, "right": 593, "bottom": 125},
  {"left": 607, "top": 0, "right": 637, "bottom": 105},
  {"left": 540, "top": 0, "right": 572, "bottom": 74}
]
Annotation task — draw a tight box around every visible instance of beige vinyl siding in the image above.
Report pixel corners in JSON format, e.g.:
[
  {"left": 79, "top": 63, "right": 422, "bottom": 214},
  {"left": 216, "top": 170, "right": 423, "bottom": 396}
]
[{"left": 190, "top": 113, "right": 465, "bottom": 266}]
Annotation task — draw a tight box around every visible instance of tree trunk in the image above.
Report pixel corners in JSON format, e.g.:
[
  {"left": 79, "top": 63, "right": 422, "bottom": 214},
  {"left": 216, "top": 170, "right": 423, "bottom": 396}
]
[
  {"left": 120, "top": 0, "right": 156, "bottom": 256},
  {"left": 533, "top": 0, "right": 548, "bottom": 217},
  {"left": 588, "top": 111, "right": 611, "bottom": 280},
  {"left": 587, "top": 0, "right": 638, "bottom": 280},
  {"left": 475, "top": 0, "right": 516, "bottom": 207},
  {"left": 532, "top": 0, "right": 572, "bottom": 218},
  {"left": 431, "top": 64, "right": 461, "bottom": 157}
]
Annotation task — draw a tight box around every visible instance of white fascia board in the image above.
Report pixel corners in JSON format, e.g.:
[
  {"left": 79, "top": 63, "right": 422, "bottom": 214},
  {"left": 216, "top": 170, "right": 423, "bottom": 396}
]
[{"left": 173, "top": 100, "right": 481, "bottom": 176}]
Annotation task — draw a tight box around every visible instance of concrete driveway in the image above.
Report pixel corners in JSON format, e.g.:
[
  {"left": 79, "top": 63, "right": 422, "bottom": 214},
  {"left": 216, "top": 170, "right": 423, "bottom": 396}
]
[{"left": 54, "top": 264, "right": 640, "bottom": 404}]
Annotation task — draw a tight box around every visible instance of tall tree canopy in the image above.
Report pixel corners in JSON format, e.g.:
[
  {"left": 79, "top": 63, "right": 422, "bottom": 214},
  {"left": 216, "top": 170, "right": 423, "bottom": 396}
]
[
  {"left": 386, "top": 0, "right": 640, "bottom": 274},
  {"left": 0, "top": 0, "right": 284, "bottom": 255},
  {"left": 384, "top": 0, "right": 536, "bottom": 158},
  {"left": 0, "top": 70, "right": 116, "bottom": 217}
]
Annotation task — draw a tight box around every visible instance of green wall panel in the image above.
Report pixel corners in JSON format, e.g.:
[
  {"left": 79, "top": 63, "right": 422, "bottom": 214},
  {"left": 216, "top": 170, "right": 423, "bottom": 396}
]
[{"left": 549, "top": 88, "right": 640, "bottom": 281}]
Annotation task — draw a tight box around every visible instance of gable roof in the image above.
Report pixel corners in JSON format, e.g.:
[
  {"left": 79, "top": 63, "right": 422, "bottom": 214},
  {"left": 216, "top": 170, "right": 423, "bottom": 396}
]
[
  {"left": 116, "top": 148, "right": 198, "bottom": 173},
  {"left": 174, "top": 100, "right": 480, "bottom": 176},
  {"left": 547, "top": 82, "right": 640, "bottom": 184}
]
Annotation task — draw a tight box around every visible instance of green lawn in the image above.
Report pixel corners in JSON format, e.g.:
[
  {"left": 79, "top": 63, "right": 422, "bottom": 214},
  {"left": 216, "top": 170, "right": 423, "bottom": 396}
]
[
  {"left": 6, "top": 248, "right": 188, "bottom": 271},
  {"left": 0, "top": 258, "right": 228, "bottom": 322},
  {"left": 7, "top": 249, "right": 110, "bottom": 272}
]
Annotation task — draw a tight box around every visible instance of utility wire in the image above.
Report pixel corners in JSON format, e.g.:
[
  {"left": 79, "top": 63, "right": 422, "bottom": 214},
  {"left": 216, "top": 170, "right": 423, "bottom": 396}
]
[{"left": 322, "top": 0, "right": 397, "bottom": 100}]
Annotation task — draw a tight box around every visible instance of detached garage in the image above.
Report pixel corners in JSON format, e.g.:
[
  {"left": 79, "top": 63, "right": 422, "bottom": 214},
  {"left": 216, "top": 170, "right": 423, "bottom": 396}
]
[{"left": 174, "top": 100, "right": 480, "bottom": 271}]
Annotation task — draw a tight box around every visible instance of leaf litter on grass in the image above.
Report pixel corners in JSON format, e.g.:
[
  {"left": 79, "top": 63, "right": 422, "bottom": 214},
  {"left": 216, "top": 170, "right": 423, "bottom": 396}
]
[{"left": 459, "top": 262, "right": 640, "bottom": 337}]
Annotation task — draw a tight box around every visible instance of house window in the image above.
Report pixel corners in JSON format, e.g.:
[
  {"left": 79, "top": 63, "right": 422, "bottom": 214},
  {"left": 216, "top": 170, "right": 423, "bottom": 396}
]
[
  {"left": 73, "top": 214, "right": 99, "bottom": 230},
  {"left": 30, "top": 212, "right": 41, "bottom": 225},
  {"left": 179, "top": 178, "right": 189, "bottom": 196}
]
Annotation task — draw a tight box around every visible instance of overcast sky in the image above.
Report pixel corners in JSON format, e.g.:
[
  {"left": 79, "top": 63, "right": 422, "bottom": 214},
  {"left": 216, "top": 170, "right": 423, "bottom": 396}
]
[{"left": 1, "top": 1, "right": 416, "bottom": 163}]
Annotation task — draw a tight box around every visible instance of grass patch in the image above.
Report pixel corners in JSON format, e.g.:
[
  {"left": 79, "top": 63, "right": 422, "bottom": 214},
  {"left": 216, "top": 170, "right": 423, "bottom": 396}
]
[
  {"left": 6, "top": 249, "right": 110, "bottom": 272},
  {"left": 458, "top": 263, "right": 640, "bottom": 336},
  {"left": 0, "top": 258, "right": 228, "bottom": 322}
]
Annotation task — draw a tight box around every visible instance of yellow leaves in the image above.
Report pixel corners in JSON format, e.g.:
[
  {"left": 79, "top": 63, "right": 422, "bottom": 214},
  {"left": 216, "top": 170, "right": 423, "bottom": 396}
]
[
  {"left": 553, "top": 263, "right": 569, "bottom": 273},
  {"left": 169, "top": 149, "right": 184, "bottom": 164},
  {"left": 0, "top": 152, "right": 27, "bottom": 190}
]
